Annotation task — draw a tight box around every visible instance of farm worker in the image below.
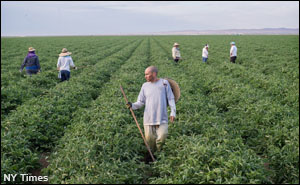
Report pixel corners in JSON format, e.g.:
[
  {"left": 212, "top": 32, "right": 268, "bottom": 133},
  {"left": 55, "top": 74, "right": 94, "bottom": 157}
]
[
  {"left": 230, "top": 41, "right": 237, "bottom": 63},
  {"left": 172, "top": 43, "right": 181, "bottom": 63},
  {"left": 202, "top": 44, "right": 209, "bottom": 63},
  {"left": 126, "top": 66, "right": 176, "bottom": 152},
  {"left": 57, "top": 48, "right": 77, "bottom": 82},
  {"left": 20, "top": 47, "right": 41, "bottom": 76}
]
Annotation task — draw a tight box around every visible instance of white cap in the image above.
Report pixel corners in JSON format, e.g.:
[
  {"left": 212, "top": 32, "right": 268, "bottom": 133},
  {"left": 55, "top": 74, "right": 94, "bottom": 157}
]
[{"left": 230, "top": 42, "right": 235, "bottom": 45}]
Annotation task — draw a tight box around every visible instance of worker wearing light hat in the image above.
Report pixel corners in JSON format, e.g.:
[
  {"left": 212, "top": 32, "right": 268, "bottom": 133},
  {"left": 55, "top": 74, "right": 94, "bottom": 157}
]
[
  {"left": 57, "top": 48, "right": 77, "bottom": 82},
  {"left": 202, "top": 44, "right": 209, "bottom": 63},
  {"left": 172, "top": 43, "right": 181, "bottom": 63},
  {"left": 20, "top": 47, "right": 41, "bottom": 76},
  {"left": 230, "top": 42, "right": 237, "bottom": 63}
]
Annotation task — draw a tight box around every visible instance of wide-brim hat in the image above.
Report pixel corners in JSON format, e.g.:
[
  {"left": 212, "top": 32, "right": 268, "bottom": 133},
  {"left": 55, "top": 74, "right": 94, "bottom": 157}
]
[
  {"left": 28, "top": 47, "right": 35, "bottom": 52},
  {"left": 173, "top": 42, "right": 180, "bottom": 46},
  {"left": 59, "top": 48, "right": 72, "bottom": 57},
  {"left": 164, "top": 78, "right": 180, "bottom": 103}
]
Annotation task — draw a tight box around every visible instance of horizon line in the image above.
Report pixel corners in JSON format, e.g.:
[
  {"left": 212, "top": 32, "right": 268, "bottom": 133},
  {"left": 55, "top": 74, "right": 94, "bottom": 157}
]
[{"left": 2, "top": 28, "right": 299, "bottom": 37}]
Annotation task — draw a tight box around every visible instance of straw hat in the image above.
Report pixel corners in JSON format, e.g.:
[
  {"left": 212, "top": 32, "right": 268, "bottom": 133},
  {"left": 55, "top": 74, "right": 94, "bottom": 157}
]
[
  {"left": 164, "top": 78, "right": 180, "bottom": 103},
  {"left": 59, "top": 48, "right": 72, "bottom": 57},
  {"left": 28, "top": 47, "right": 35, "bottom": 52},
  {"left": 173, "top": 43, "right": 180, "bottom": 46}
]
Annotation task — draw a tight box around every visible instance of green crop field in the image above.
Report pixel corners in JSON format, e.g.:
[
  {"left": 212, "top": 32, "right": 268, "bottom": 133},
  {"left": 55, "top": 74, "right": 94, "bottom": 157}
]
[{"left": 1, "top": 35, "right": 299, "bottom": 184}]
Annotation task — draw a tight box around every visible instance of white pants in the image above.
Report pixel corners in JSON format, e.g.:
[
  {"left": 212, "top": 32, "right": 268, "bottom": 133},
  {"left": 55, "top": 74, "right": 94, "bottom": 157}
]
[{"left": 144, "top": 123, "right": 168, "bottom": 152}]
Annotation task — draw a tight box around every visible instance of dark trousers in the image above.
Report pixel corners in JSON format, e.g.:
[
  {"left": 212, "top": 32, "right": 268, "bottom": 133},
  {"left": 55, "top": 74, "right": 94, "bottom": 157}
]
[
  {"left": 174, "top": 58, "right": 179, "bottom": 63},
  {"left": 230, "top": 56, "right": 237, "bottom": 63},
  {"left": 60, "top": 70, "right": 70, "bottom": 82},
  {"left": 26, "top": 69, "right": 38, "bottom": 76}
]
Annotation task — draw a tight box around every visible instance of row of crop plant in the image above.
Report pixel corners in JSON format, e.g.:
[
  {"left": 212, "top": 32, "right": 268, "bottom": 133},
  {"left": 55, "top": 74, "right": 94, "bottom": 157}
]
[
  {"left": 42, "top": 38, "right": 153, "bottom": 183},
  {"left": 1, "top": 37, "right": 138, "bottom": 119},
  {"left": 153, "top": 36, "right": 299, "bottom": 183},
  {"left": 1, "top": 38, "right": 143, "bottom": 184}
]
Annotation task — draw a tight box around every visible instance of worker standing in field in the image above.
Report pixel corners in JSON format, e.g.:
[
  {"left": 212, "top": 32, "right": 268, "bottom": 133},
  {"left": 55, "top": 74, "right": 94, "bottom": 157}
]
[
  {"left": 202, "top": 44, "right": 209, "bottom": 63},
  {"left": 126, "top": 66, "right": 177, "bottom": 153},
  {"left": 230, "top": 42, "right": 237, "bottom": 63},
  {"left": 20, "top": 47, "right": 41, "bottom": 76},
  {"left": 172, "top": 43, "right": 181, "bottom": 63},
  {"left": 57, "top": 48, "right": 77, "bottom": 82}
]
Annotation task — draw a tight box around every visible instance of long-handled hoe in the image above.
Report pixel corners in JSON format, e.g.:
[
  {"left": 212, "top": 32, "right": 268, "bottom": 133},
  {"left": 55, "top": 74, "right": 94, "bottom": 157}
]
[{"left": 120, "top": 85, "right": 156, "bottom": 162}]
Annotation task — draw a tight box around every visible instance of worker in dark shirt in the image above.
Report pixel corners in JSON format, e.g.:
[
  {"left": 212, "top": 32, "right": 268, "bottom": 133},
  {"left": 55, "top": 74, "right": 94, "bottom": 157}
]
[{"left": 20, "top": 47, "right": 41, "bottom": 76}]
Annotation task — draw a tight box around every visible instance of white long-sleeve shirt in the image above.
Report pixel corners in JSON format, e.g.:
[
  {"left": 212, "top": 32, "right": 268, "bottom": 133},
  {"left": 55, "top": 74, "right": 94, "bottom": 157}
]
[
  {"left": 202, "top": 47, "right": 208, "bottom": 58},
  {"left": 172, "top": 47, "right": 181, "bottom": 59},
  {"left": 57, "top": 56, "right": 75, "bottom": 71},
  {"left": 230, "top": 45, "right": 237, "bottom": 57},
  {"left": 132, "top": 79, "right": 176, "bottom": 125}
]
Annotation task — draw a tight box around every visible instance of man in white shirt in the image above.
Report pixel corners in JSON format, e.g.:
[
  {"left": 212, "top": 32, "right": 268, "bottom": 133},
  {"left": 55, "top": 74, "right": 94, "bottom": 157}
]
[
  {"left": 57, "top": 48, "right": 77, "bottom": 82},
  {"left": 230, "top": 42, "right": 237, "bottom": 63},
  {"left": 202, "top": 44, "right": 209, "bottom": 63},
  {"left": 126, "top": 66, "right": 176, "bottom": 152},
  {"left": 172, "top": 43, "right": 181, "bottom": 63}
]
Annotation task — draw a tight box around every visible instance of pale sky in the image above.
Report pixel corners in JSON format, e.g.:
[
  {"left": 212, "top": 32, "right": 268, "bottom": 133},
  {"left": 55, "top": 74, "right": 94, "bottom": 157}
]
[{"left": 1, "top": 1, "right": 299, "bottom": 36}]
